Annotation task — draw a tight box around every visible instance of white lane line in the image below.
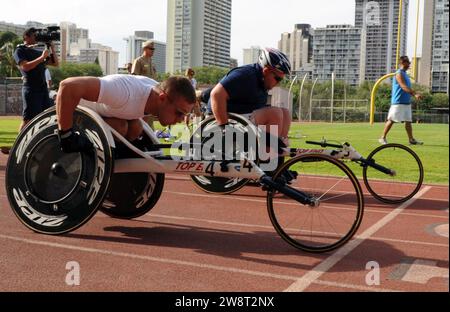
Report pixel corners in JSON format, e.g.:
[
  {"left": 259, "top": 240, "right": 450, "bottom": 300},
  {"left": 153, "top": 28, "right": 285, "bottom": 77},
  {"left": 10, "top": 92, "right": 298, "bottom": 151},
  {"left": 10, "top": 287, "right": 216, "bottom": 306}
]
[
  {"left": 0, "top": 233, "right": 299, "bottom": 282},
  {"left": 144, "top": 213, "right": 274, "bottom": 230},
  {"left": 141, "top": 213, "right": 448, "bottom": 248},
  {"left": 369, "top": 237, "right": 448, "bottom": 248},
  {"left": 313, "top": 280, "right": 399, "bottom": 292},
  {"left": 0, "top": 233, "right": 403, "bottom": 292},
  {"left": 283, "top": 186, "right": 432, "bottom": 292},
  {"left": 164, "top": 191, "right": 449, "bottom": 218}
]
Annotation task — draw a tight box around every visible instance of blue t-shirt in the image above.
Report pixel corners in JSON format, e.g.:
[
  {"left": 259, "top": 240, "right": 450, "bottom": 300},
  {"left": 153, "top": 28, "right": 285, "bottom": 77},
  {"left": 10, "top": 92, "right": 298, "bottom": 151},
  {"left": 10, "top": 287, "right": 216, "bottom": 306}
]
[
  {"left": 13, "top": 45, "right": 47, "bottom": 90},
  {"left": 391, "top": 69, "right": 412, "bottom": 105},
  {"left": 208, "top": 63, "right": 268, "bottom": 114}
]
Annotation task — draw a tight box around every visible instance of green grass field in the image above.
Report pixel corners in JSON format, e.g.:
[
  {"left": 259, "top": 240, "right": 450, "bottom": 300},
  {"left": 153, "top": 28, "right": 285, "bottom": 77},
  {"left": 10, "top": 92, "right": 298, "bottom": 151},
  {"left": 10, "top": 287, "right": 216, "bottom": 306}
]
[{"left": 1, "top": 118, "right": 448, "bottom": 184}]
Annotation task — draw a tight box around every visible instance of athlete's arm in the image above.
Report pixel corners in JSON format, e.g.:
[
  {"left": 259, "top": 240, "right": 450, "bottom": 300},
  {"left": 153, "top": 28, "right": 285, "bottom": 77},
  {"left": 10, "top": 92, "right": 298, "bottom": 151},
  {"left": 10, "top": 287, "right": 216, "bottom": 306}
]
[
  {"left": 210, "top": 83, "right": 229, "bottom": 126},
  {"left": 57, "top": 76, "right": 101, "bottom": 131}
]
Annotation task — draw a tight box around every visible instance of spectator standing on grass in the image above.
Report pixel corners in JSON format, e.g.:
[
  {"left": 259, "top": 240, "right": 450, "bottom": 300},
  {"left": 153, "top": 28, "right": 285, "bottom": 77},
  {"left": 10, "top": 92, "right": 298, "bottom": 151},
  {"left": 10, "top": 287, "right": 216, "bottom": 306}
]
[
  {"left": 14, "top": 28, "right": 59, "bottom": 131},
  {"left": 1, "top": 28, "right": 59, "bottom": 155},
  {"left": 132, "top": 40, "right": 157, "bottom": 129},
  {"left": 379, "top": 56, "right": 424, "bottom": 146}
]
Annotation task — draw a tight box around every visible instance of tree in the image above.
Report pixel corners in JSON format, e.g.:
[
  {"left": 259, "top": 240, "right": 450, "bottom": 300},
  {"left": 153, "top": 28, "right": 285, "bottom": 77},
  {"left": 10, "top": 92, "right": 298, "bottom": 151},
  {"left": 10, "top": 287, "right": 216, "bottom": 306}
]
[
  {"left": 191, "top": 66, "right": 229, "bottom": 85},
  {"left": 0, "top": 31, "right": 22, "bottom": 78},
  {"left": 48, "top": 62, "right": 103, "bottom": 89},
  {"left": 431, "top": 93, "right": 449, "bottom": 108}
]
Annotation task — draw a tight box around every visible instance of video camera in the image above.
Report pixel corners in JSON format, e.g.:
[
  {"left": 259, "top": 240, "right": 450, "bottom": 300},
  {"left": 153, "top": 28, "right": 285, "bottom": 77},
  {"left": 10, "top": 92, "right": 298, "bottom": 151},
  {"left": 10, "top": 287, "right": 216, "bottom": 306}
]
[{"left": 34, "top": 26, "right": 61, "bottom": 43}]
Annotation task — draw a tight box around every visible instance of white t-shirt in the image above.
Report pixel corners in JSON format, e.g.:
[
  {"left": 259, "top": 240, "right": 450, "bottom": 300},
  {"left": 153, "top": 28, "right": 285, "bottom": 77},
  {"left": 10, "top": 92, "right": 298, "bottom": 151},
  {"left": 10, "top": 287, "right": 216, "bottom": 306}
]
[
  {"left": 80, "top": 74, "right": 158, "bottom": 120},
  {"left": 45, "top": 68, "right": 51, "bottom": 87},
  {"left": 190, "top": 78, "right": 197, "bottom": 90}
]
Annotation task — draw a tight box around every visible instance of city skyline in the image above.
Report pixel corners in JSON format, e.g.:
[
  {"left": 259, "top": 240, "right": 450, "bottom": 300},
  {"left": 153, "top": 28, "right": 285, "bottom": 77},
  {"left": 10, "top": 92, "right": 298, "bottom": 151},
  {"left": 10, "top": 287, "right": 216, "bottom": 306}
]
[{"left": 0, "top": 0, "right": 424, "bottom": 67}]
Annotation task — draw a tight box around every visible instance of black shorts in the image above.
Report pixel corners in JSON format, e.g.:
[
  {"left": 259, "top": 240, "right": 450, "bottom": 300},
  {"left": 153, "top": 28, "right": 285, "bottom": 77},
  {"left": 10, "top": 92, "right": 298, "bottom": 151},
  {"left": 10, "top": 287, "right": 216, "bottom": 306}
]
[{"left": 22, "top": 87, "right": 52, "bottom": 121}]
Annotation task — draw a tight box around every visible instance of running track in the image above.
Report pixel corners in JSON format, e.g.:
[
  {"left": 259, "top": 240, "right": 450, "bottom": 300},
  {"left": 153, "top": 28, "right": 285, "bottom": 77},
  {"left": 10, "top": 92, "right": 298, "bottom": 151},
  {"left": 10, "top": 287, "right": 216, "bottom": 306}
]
[{"left": 0, "top": 153, "right": 448, "bottom": 292}]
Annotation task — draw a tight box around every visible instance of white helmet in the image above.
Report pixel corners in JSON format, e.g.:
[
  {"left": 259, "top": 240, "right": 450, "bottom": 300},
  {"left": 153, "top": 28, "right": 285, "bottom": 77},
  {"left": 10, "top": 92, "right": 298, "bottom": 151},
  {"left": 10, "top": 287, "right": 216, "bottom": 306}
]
[{"left": 258, "top": 48, "right": 292, "bottom": 75}]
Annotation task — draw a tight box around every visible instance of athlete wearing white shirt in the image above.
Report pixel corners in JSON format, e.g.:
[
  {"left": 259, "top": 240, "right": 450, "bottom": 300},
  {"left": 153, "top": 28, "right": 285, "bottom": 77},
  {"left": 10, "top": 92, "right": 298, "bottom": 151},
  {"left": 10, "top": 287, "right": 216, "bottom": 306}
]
[{"left": 56, "top": 74, "right": 196, "bottom": 153}]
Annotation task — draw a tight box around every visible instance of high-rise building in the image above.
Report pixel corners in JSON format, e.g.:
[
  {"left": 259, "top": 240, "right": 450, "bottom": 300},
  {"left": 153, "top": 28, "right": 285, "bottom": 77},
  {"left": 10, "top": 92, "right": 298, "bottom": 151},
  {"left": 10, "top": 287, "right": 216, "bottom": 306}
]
[
  {"left": 278, "top": 24, "right": 313, "bottom": 75},
  {"left": 355, "top": 0, "right": 409, "bottom": 81},
  {"left": 60, "top": 22, "right": 90, "bottom": 61},
  {"left": 79, "top": 43, "right": 119, "bottom": 75},
  {"left": 243, "top": 46, "right": 261, "bottom": 65},
  {"left": 420, "top": 0, "right": 449, "bottom": 93},
  {"left": 313, "top": 25, "right": 366, "bottom": 86},
  {"left": 0, "top": 21, "right": 26, "bottom": 35},
  {"left": 152, "top": 40, "right": 167, "bottom": 74},
  {"left": 166, "top": 0, "right": 232, "bottom": 73}
]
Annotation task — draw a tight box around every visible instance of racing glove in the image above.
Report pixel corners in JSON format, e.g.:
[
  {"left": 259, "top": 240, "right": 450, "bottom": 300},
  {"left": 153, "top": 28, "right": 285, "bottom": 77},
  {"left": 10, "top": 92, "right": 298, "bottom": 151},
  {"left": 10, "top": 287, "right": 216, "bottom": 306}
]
[{"left": 58, "top": 129, "right": 93, "bottom": 153}]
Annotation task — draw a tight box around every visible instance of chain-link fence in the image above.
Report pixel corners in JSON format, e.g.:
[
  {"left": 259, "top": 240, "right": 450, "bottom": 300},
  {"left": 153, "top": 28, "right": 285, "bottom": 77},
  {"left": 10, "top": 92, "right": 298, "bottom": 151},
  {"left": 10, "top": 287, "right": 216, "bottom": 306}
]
[
  {"left": 299, "top": 98, "right": 449, "bottom": 124},
  {"left": 300, "top": 99, "right": 370, "bottom": 123},
  {"left": 0, "top": 78, "right": 23, "bottom": 116}
]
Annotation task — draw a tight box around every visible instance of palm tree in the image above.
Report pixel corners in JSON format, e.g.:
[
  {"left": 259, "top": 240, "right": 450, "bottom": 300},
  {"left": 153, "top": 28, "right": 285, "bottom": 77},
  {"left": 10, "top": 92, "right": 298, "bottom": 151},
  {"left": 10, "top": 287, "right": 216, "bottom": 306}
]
[{"left": 0, "top": 42, "right": 17, "bottom": 77}]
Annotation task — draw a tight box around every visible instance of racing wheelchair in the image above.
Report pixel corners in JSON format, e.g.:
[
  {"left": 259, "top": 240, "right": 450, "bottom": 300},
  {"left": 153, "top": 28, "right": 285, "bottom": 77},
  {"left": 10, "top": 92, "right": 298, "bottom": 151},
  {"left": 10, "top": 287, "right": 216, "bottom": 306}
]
[
  {"left": 5, "top": 107, "right": 365, "bottom": 253},
  {"left": 190, "top": 114, "right": 424, "bottom": 205}
]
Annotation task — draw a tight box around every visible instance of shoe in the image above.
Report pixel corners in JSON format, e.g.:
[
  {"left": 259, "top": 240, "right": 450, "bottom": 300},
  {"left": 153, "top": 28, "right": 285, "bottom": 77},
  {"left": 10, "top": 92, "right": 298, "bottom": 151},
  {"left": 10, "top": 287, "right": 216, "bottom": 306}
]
[
  {"left": 282, "top": 170, "right": 298, "bottom": 185},
  {"left": 409, "top": 139, "right": 423, "bottom": 145},
  {"left": 1, "top": 146, "right": 10, "bottom": 155},
  {"left": 378, "top": 138, "right": 388, "bottom": 145}
]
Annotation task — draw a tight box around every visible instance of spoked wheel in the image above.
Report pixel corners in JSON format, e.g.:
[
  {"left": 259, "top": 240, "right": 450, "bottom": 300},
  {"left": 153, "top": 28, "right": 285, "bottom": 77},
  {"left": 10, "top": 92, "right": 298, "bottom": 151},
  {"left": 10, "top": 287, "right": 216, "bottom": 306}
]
[
  {"left": 363, "top": 143, "right": 424, "bottom": 204},
  {"left": 267, "top": 154, "right": 364, "bottom": 253},
  {"left": 190, "top": 114, "right": 259, "bottom": 194}
]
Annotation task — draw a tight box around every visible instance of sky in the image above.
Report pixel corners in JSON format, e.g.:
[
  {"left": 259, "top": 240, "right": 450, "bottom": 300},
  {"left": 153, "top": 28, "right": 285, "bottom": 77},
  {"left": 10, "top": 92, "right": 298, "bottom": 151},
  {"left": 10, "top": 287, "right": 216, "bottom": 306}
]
[{"left": 0, "top": 0, "right": 423, "bottom": 66}]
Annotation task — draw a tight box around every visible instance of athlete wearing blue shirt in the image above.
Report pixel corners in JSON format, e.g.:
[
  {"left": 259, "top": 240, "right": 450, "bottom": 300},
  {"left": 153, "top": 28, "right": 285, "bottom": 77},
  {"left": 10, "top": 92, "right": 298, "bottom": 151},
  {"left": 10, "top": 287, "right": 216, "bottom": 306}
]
[
  {"left": 209, "top": 48, "right": 292, "bottom": 151},
  {"left": 13, "top": 27, "right": 59, "bottom": 131},
  {"left": 379, "top": 56, "right": 423, "bottom": 145}
]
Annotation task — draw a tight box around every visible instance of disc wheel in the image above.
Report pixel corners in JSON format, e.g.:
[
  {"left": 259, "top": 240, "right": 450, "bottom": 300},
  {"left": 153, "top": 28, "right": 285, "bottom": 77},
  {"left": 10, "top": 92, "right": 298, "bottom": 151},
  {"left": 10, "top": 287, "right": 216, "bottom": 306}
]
[
  {"left": 5, "top": 108, "right": 113, "bottom": 235},
  {"left": 100, "top": 134, "right": 165, "bottom": 219},
  {"left": 267, "top": 154, "right": 364, "bottom": 253}
]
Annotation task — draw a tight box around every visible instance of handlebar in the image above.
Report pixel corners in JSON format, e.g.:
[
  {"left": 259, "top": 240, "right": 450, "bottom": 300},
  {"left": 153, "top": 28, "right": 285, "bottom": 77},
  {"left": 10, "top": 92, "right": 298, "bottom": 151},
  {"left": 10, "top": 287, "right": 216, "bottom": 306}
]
[{"left": 306, "top": 141, "right": 343, "bottom": 149}]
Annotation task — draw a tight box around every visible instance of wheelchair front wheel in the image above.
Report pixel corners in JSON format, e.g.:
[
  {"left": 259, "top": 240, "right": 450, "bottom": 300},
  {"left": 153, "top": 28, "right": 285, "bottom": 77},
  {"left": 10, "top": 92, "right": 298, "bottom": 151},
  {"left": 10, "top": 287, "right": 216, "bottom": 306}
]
[
  {"left": 267, "top": 154, "right": 364, "bottom": 253},
  {"left": 363, "top": 143, "right": 424, "bottom": 204}
]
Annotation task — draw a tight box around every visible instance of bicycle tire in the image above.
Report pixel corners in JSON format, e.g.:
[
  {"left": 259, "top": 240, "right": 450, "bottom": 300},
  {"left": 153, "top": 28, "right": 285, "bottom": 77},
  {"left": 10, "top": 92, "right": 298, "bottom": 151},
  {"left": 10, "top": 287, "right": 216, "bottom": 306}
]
[
  {"left": 363, "top": 143, "right": 424, "bottom": 204},
  {"left": 267, "top": 154, "right": 364, "bottom": 253}
]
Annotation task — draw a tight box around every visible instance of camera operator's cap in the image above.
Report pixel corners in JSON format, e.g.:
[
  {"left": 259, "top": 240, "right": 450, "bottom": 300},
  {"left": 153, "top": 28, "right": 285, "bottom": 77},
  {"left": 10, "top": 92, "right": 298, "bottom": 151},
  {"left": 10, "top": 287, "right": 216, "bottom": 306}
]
[
  {"left": 142, "top": 40, "right": 155, "bottom": 49},
  {"left": 23, "top": 27, "right": 37, "bottom": 37}
]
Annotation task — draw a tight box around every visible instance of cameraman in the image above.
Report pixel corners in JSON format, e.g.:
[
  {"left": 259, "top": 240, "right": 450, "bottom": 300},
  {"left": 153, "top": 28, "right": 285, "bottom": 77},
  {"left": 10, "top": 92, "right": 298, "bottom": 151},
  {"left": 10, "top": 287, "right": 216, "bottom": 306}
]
[{"left": 14, "top": 27, "right": 59, "bottom": 131}]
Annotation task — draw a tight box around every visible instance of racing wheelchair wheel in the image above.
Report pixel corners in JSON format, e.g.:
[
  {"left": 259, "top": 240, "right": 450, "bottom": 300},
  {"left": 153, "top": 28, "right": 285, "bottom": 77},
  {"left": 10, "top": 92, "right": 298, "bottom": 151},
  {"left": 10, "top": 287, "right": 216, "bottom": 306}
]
[
  {"left": 267, "top": 154, "right": 364, "bottom": 253},
  {"left": 189, "top": 114, "right": 260, "bottom": 194},
  {"left": 100, "top": 133, "right": 165, "bottom": 220},
  {"left": 5, "top": 108, "right": 113, "bottom": 235}
]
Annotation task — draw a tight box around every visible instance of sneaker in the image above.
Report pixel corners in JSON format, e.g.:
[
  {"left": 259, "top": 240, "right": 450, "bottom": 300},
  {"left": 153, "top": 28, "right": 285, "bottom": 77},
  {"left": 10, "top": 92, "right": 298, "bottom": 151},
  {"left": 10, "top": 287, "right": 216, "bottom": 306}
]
[
  {"left": 378, "top": 138, "right": 388, "bottom": 145},
  {"left": 282, "top": 170, "right": 298, "bottom": 185},
  {"left": 409, "top": 139, "right": 423, "bottom": 145}
]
